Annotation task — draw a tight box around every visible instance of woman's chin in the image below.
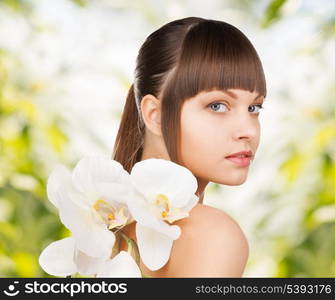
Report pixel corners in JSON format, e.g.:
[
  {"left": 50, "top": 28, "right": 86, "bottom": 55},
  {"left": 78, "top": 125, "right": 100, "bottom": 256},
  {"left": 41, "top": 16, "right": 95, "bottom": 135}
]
[
  {"left": 223, "top": 179, "right": 247, "bottom": 186},
  {"left": 213, "top": 173, "right": 248, "bottom": 186}
]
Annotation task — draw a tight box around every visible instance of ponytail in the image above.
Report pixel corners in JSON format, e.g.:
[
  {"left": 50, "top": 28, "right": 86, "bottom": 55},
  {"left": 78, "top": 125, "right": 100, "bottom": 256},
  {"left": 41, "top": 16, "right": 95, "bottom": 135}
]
[{"left": 112, "top": 84, "right": 144, "bottom": 173}]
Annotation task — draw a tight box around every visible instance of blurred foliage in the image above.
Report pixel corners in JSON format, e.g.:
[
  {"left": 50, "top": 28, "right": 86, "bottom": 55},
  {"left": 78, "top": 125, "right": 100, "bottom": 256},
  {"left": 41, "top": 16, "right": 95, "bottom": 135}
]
[
  {"left": 254, "top": 0, "right": 335, "bottom": 277},
  {"left": 70, "top": 0, "right": 87, "bottom": 7},
  {"left": 0, "top": 0, "right": 32, "bottom": 12},
  {"left": 0, "top": 48, "right": 71, "bottom": 277},
  {"left": 261, "top": 0, "right": 287, "bottom": 28},
  {"left": 275, "top": 116, "right": 335, "bottom": 276}
]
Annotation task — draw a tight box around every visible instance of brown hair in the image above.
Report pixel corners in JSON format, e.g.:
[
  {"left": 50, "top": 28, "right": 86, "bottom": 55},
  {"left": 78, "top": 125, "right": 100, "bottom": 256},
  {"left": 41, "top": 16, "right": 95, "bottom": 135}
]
[{"left": 112, "top": 17, "right": 266, "bottom": 173}]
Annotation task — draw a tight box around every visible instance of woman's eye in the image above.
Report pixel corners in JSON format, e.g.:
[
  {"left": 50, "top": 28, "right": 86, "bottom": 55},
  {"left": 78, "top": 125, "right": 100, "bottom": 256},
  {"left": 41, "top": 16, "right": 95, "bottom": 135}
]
[
  {"left": 208, "top": 103, "right": 264, "bottom": 114},
  {"left": 249, "top": 104, "right": 264, "bottom": 114},
  {"left": 208, "top": 102, "right": 228, "bottom": 112}
]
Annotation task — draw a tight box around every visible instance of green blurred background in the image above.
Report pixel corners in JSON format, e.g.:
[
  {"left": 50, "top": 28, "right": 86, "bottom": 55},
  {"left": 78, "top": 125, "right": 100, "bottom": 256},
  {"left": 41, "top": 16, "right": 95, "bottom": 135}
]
[{"left": 0, "top": 0, "right": 334, "bottom": 277}]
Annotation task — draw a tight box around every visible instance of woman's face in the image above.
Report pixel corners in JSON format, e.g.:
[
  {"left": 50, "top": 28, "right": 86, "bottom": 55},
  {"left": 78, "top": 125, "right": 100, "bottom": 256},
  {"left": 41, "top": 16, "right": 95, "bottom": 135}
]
[{"left": 179, "top": 88, "right": 264, "bottom": 187}]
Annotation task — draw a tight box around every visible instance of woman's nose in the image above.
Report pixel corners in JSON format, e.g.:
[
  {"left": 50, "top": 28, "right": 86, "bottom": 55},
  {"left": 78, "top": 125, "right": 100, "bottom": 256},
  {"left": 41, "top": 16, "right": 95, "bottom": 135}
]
[{"left": 232, "top": 116, "right": 259, "bottom": 141}]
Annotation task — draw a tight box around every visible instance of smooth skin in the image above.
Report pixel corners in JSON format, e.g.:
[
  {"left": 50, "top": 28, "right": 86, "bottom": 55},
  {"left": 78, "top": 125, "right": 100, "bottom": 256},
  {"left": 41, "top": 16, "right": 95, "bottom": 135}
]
[{"left": 119, "top": 88, "right": 265, "bottom": 277}]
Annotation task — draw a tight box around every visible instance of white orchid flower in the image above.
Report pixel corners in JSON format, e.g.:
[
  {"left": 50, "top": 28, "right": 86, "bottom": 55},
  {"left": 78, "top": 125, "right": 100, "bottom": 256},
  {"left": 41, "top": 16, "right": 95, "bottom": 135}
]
[
  {"left": 39, "top": 236, "right": 141, "bottom": 277},
  {"left": 127, "top": 158, "right": 199, "bottom": 271},
  {"left": 46, "top": 155, "right": 134, "bottom": 259}
]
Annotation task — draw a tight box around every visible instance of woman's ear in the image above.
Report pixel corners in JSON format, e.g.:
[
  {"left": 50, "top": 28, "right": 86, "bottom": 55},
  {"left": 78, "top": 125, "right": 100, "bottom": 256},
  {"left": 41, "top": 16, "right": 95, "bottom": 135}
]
[{"left": 140, "top": 94, "right": 162, "bottom": 136}]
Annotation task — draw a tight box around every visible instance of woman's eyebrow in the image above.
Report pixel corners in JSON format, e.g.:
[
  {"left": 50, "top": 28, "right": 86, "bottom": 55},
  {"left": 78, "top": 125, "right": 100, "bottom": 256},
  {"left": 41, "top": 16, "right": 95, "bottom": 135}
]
[
  {"left": 222, "top": 90, "right": 237, "bottom": 99},
  {"left": 210, "top": 90, "right": 264, "bottom": 101}
]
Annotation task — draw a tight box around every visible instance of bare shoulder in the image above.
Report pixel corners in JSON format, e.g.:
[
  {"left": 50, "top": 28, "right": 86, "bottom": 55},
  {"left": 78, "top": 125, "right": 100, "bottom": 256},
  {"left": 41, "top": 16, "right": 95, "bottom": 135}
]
[{"left": 150, "top": 203, "right": 249, "bottom": 277}]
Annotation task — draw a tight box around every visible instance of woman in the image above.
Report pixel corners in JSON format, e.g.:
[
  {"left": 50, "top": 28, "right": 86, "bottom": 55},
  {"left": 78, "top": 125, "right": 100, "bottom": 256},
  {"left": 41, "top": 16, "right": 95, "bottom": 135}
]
[{"left": 112, "top": 16, "right": 267, "bottom": 277}]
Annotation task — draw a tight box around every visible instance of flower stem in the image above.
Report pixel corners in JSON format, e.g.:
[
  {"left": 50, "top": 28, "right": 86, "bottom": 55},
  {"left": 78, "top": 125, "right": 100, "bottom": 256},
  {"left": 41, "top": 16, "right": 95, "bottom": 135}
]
[{"left": 118, "top": 232, "right": 141, "bottom": 266}]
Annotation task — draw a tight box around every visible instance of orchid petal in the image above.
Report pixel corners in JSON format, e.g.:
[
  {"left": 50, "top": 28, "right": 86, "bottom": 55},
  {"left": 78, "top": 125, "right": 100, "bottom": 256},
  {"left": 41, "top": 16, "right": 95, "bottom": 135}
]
[
  {"left": 72, "top": 155, "right": 130, "bottom": 196},
  {"left": 73, "top": 249, "right": 107, "bottom": 276},
  {"left": 94, "top": 182, "right": 134, "bottom": 206},
  {"left": 38, "top": 237, "right": 77, "bottom": 277},
  {"left": 96, "top": 251, "right": 142, "bottom": 278},
  {"left": 46, "top": 164, "right": 72, "bottom": 209},
  {"left": 55, "top": 187, "right": 116, "bottom": 258},
  {"left": 126, "top": 195, "right": 181, "bottom": 239},
  {"left": 136, "top": 223, "right": 175, "bottom": 271}
]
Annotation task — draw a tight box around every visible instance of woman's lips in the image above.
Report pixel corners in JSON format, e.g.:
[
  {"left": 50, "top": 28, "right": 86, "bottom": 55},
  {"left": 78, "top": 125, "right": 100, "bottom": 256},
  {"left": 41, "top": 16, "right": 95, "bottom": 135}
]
[{"left": 225, "top": 156, "right": 251, "bottom": 167}]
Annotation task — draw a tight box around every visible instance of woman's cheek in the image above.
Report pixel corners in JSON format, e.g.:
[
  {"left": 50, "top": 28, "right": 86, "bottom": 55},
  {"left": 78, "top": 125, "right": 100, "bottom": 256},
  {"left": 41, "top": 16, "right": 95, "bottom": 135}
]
[{"left": 180, "top": 116, "right": 220, "bottom": 167}]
